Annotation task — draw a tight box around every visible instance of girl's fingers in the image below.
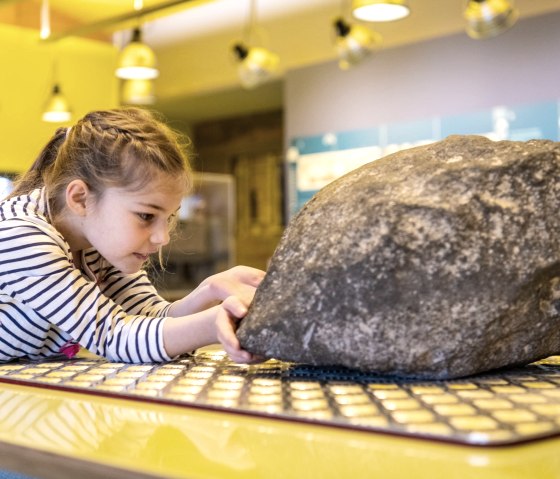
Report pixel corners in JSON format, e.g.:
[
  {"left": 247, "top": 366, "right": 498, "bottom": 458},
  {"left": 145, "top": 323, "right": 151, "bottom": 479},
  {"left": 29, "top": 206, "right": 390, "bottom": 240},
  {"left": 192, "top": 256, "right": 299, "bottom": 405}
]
[
  {"left": 216, "top": 308, "right": 252, "bottom": 363},
  {"left": 221, "top": 295, "right": 248, "bottom": 318},
  {"left": 205, "top": 266, "right": 266, "bottom": 304},
  {"left": 232, "top": 266, "right": 266, "bottom": 287}
]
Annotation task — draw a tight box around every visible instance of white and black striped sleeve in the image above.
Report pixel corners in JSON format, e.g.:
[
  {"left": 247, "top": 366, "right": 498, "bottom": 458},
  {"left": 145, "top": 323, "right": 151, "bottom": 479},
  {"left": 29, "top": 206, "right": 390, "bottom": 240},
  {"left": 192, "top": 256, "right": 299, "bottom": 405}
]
[{"left": 0, "top": 221, "right": 171, "bottom": 363}]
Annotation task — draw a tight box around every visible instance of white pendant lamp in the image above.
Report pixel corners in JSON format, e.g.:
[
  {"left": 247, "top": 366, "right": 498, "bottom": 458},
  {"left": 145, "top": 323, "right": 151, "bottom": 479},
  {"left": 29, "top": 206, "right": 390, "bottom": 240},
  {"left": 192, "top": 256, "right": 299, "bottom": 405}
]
[
  {"left": 42, "top": 84, "right": 72, "bottom": 123},
  {"left": 116, "top": 27, "right": 159, "bottom": 80},
  {"left": 352, "top": 0, "right": 410, "bottom": 22},
  {"left": 40, "top": 0, "right": 71, "bottom": 123},
  {"left": 463, "top": 0, "right": 519, "bottom": 39}
]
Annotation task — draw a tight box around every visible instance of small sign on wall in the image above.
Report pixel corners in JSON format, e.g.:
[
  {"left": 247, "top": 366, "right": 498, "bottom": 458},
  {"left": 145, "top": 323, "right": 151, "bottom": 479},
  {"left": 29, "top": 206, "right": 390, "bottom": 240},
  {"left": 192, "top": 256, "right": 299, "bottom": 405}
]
[{"left": 287, "top": 99, "right": 559, "bottom": 218}]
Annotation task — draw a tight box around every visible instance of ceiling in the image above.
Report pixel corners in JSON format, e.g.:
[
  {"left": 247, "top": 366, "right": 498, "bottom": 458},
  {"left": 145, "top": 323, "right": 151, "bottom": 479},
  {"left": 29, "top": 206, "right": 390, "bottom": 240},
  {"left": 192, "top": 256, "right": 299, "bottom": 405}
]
[{"left": 5, "top": 0, "right": 560, "bottom": 124}]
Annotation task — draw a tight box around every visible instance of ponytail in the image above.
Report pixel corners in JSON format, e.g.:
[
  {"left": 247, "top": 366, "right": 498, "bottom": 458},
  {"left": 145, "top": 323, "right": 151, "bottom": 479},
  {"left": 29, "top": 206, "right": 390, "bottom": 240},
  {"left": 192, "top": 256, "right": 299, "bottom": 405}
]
[
  {"left": 9, "top": 127, "right": 68, "bottom": 198},
  {"left": 9, "top": 108, "right": 191, "bottom": 219}
]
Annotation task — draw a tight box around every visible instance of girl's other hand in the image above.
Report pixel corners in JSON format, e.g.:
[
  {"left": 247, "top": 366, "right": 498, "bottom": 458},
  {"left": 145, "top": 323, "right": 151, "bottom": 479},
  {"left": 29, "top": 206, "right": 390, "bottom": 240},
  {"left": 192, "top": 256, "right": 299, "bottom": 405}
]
[
  {"left": 200, "top": 265, "right": 265, "bottom": 307},
  {"left": 169, "top": 265, "right": 266, "bottom": 317},
  {"left": 216, "top": 296, "right": 263, "bottom": 363}
]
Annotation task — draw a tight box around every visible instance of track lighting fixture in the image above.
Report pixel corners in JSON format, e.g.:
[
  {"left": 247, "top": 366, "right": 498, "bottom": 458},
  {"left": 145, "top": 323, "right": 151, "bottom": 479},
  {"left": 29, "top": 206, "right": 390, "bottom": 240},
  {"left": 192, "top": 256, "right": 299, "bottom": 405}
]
[
  {"left": 334, "top": 18, "right": 381, "bottom": 70},
  {"left": 463, "top": 0, "right": 519, "bottom": 39},
  {"left": 352, "top": 0, "right": 410, "bottom": 22},
  {"left": 232, "top": 43, "right": 279, "bottom": 89},
  {"left": 233, "top": 0, "right": 279, "bottom": 89},
  {"left": 115, "top": 27, "right": 159, "bottom": 80}
]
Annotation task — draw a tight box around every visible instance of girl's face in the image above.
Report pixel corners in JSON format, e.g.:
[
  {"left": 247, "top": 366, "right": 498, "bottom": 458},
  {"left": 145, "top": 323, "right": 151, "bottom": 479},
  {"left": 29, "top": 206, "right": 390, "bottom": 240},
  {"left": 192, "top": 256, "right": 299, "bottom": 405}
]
[{"left": 82, "top": 174, "right": 186, "bottom": 274}]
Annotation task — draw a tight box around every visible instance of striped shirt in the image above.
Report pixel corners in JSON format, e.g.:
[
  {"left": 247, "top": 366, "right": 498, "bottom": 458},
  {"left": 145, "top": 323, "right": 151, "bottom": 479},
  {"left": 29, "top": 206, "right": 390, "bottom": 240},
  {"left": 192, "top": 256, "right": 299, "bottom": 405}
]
[{"left": 0, "top": 188, "right": 172, "bottom": 363}]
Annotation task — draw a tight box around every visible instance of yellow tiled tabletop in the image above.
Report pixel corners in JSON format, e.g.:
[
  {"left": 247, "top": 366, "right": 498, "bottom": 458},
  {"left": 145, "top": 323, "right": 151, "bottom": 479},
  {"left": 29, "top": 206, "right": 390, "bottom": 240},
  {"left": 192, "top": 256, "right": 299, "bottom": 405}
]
[{"left": 2, "top": 350, "right": 560, "bottom": 478}]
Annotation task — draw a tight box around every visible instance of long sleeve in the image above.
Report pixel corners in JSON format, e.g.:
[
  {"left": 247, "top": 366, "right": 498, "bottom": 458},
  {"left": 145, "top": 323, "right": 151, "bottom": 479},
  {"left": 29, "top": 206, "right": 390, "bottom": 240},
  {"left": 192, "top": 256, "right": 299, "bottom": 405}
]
[
  {"left": 82, "top": 249, "right": 172, "bottom": 318},
  {"left": 0, "top": 220, "right": 171, "bottom": 363}
]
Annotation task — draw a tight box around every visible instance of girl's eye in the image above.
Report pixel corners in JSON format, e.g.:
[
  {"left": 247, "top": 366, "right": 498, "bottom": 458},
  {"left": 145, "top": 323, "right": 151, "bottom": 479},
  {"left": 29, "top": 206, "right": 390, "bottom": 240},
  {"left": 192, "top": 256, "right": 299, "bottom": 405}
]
[{"left": 137, "top": 213, "right": 154, "bottom": 222}]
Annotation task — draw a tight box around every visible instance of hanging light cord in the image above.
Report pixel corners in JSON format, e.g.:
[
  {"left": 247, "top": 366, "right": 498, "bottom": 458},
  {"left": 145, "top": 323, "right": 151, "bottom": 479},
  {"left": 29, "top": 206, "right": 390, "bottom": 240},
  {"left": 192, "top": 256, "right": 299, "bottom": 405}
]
[{"left": 243, "top": 0, "right": 257, "bottom": 45}]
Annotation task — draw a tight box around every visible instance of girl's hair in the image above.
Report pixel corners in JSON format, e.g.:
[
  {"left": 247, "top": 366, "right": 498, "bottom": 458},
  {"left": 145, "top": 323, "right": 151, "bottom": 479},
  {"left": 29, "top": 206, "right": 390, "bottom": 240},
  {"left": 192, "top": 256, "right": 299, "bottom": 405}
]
[{"left": 10, "top": 107, "right": 192, "bottom": 217}]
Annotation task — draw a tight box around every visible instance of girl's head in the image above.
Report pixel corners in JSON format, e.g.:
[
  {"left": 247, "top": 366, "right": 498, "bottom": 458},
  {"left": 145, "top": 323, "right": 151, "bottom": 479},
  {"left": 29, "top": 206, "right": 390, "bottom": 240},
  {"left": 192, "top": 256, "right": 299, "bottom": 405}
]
[
  {"left": 11, "top": 108, "right": 193, "bottom": 273},
  {"left": 12, "top": 107, "right": 192, "bottom": 217}
]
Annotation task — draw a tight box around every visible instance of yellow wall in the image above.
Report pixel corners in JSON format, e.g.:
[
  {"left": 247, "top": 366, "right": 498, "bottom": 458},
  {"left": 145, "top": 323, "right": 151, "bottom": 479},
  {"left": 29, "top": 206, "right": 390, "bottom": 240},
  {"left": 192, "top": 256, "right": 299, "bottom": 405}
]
[{"left": 0, "top": 24, "right": 118, "bottom": 173}]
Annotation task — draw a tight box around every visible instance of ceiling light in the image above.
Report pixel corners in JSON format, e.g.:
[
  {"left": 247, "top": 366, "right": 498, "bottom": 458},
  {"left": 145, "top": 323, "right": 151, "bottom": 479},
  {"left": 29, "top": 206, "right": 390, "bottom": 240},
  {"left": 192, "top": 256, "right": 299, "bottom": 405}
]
[
  {"left": 233, "top": 0, "right": 279, "bottom": 89},
  {"left": 463, "top": 0, "right": 519, "bottom": 39},
  {"left": 334, "top": 18, "right": 382, "bottom": 70},
  {"left": 352, "top": 0, "right": 410, "bottom": 22},
  {"left": 42, "top": 84, "right": 72, "bottom": 123},
  {"left": 40, "top": 1, "right": 70, "bottom": 124},
  {"left": 233, "top": 43, "right": 279, "bottom": 89},
  {"left": 121, "top": 79, "right": 156, "bottom": 105},
  {"left": 39, "top": 0, "right": 50, "bottom": 39},
  {"left": 115, "top": 27, "right": 159, "bottom": 80}
]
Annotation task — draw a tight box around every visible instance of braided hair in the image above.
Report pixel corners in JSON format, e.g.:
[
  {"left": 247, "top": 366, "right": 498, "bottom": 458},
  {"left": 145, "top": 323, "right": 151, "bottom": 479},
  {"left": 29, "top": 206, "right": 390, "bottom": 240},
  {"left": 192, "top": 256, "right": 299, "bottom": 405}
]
[{"left": 10, "top": 108, "right": 192, "bottom": 218}]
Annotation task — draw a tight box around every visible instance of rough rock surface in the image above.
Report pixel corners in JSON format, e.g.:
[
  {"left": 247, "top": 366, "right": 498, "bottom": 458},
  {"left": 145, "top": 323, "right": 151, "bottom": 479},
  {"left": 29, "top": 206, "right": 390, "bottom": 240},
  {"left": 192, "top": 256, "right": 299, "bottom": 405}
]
[{"left": 237, "top": 135, "right": 560, "bottom": 379}]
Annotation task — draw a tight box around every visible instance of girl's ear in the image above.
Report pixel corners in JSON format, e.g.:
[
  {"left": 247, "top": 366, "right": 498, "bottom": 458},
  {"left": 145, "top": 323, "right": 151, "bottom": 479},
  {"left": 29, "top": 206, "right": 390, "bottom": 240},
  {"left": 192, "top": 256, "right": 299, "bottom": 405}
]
[{"left": 65, "top": 180, "right": 90, "bottom": 216}]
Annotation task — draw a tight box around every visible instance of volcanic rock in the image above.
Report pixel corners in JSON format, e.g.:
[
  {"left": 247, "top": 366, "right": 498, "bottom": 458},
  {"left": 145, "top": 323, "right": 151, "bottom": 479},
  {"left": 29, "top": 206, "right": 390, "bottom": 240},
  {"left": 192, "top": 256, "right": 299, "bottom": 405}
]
[{"left": 237, "top": 135, "right": 560, "bottom": 379}]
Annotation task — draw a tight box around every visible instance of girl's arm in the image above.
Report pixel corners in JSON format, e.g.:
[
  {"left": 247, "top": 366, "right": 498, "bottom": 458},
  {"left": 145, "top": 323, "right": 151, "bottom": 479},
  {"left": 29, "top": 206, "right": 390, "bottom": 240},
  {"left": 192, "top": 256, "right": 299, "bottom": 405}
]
[{"left": 167, "top": 265, "right": 265, "bottom": 317}]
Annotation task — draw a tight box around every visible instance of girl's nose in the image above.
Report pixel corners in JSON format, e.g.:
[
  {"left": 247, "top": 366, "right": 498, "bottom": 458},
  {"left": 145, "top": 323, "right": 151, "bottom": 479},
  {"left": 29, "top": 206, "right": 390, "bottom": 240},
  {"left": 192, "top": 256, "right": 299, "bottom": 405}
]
[{"left": 151, "top": 225, "right": 170, "bottom": 246}]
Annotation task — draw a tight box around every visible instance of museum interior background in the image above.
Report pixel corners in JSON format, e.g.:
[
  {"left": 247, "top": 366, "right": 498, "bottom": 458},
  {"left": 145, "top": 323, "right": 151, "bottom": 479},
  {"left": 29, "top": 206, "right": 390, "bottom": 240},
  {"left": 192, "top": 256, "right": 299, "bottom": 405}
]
[{"left": 1, "top": 0, "right": 559, "bottom": 297}]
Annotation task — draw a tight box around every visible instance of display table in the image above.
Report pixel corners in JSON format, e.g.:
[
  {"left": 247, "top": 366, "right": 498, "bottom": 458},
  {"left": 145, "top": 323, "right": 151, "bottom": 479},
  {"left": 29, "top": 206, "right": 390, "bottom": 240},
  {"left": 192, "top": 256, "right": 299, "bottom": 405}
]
[{"left": 1, "top": 349, "right": 560, "bottom": 478}]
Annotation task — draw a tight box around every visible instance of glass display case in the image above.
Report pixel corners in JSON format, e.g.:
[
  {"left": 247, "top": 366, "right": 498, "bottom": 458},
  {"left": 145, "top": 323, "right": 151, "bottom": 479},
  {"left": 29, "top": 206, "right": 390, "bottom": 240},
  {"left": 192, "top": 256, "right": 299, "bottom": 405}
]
[{"left": 148, "top": 172, "right": 236, "bottom": 300}]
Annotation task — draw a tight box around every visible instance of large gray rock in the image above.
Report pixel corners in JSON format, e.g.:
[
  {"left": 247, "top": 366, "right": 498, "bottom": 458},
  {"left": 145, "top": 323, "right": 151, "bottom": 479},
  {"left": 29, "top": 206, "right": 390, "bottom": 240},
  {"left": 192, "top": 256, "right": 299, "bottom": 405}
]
[{"left": 237, "top": 135, "right": 560, "bottom": 379}]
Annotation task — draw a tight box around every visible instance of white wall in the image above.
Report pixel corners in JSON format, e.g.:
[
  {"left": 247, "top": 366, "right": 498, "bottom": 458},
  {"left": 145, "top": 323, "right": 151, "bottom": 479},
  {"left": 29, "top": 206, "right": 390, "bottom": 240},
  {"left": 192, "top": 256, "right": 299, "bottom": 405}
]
[{"left": 284, "top": 11, "right": 560, "bottom": 143}]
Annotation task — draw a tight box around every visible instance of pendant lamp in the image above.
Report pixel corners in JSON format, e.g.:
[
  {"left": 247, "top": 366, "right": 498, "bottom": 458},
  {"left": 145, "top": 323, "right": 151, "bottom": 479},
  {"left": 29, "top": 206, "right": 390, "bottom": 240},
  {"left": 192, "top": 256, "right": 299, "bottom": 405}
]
[
  {"left": 463, "top": 0, "right": 519, "bottom": 39},
  {"left": 116, "top": 27, "right": 159, "bottom": 80},
  {"left": 334, "top": 18, "right": 381, "bottom": 70},
  {"left": 40, "top": 0, "right": 71, "bottom": 122},
  {"left": 42, "top": 83, "right": 72, "bottom": 123},
  {"left": 352, "top": 0, "right": 410, "bottom": 22}
]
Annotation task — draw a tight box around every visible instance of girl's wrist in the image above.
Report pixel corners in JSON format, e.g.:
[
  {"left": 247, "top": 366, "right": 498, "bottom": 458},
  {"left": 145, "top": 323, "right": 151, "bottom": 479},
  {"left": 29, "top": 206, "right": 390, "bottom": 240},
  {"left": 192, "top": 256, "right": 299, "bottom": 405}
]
[{"left": 162, "top": 306, "right": 220, "bottom": 357}]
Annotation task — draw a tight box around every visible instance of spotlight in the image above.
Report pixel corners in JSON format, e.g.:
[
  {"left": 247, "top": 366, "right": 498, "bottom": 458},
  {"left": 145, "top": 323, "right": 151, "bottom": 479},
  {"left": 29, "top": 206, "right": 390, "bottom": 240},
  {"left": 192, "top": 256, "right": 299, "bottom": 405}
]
[
  {"left": 232, "top": 43, "right": 279, "bottom": 89},
  {"left": 464, "top": 0, "right": 519, "bottom": 39},
  {"left": 334, "top": 18, "right": 381, "bottom": 70}
]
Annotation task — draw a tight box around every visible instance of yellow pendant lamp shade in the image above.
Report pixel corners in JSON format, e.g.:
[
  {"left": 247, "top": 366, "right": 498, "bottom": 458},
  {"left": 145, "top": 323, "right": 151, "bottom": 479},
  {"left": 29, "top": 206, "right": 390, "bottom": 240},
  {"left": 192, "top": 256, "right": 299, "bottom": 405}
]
[
  {"left": 42, "top": 84, "right": 72, "bottom": 123},
  {"left": 352, "top": 0, "right": 410, "bottom": 22},
  {"left": 116, "top": 27, "right": 159, "bottom": 80}
]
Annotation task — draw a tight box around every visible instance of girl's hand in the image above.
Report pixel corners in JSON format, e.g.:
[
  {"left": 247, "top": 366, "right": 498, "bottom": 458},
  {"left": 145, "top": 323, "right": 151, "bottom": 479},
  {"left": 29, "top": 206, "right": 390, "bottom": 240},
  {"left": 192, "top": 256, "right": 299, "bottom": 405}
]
[
  {"left": 216, "top": 295, "right": 262, "bottom": 363},
  {"left": 199, "top": 265, "right": 265, "bottom": 307},
  {"left": 169, "top": 266, "right": 265, "bottom": 317}
]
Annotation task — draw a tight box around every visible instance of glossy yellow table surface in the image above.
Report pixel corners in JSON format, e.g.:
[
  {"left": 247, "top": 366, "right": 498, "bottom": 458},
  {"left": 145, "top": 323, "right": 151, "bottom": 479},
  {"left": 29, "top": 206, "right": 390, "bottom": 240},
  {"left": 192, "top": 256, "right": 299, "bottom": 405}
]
[{"left": 0, "top": 381, "right": 560, "bottom": 479}]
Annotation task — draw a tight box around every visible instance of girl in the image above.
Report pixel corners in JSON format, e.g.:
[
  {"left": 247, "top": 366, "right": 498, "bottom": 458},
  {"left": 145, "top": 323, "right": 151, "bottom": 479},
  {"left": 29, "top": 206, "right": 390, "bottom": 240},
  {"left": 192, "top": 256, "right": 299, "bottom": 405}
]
[{"left": 0, "top": 108, "right": 264, "bottom": 364}]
